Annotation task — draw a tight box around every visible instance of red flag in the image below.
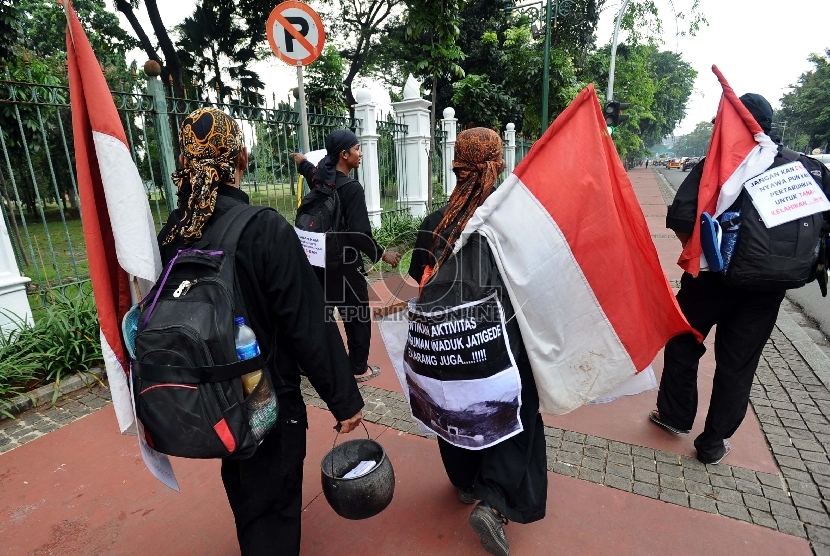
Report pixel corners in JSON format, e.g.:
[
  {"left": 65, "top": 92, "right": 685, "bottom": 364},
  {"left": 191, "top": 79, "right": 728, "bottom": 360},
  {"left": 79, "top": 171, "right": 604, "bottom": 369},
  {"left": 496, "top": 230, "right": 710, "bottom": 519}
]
[
  {"left": 65, "top": 1, "right": 161, "bottom": 432},
  {"left": 677, "top": 66, "right": 778, "bottom": 275},
  {"left": 459, "top": 84, "right": 697, "bottom": 415}
]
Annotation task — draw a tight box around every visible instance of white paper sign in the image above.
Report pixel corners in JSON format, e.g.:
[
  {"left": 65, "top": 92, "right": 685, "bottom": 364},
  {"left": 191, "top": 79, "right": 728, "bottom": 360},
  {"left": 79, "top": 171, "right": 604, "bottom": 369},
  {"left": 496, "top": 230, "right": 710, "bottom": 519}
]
[
  {"left": 305, "top": 149, "right": 327, "bottom": 166},
  {"left": 743, "top": 161, "right": 830, "bottom": 228},
  {"left": 294, "top": 228, "right": 326, "bottom": 268},
  {"left": 128, "top": 374, "right": 180, "bottom": 492}
]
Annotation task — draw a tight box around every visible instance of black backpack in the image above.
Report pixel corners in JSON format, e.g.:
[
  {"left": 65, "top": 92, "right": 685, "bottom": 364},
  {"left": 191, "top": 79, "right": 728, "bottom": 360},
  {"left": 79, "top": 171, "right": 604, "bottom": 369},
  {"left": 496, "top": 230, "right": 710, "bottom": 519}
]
[
  {"left": 295, "top": 173, "right": 356, "bottom": 268},
  {"left": 720, "top": 147, "right": 829, "bottom": 291},
  {"left": 132, "top": 203, "right": 278, "bottom": 460}
]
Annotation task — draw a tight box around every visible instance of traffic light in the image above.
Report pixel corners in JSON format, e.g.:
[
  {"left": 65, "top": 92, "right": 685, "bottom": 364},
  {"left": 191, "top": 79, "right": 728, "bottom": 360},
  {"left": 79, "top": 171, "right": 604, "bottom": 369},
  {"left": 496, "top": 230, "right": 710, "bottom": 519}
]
[{"left": 604, "top": 101, "right": 630, "bottom": 128}]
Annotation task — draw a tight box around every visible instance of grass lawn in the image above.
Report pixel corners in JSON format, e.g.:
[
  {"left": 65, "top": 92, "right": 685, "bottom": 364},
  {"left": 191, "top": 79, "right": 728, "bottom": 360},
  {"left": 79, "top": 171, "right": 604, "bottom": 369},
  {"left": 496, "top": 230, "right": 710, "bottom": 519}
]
[{"left": 9, "top": 185, "right": 416, "bottom": 312}]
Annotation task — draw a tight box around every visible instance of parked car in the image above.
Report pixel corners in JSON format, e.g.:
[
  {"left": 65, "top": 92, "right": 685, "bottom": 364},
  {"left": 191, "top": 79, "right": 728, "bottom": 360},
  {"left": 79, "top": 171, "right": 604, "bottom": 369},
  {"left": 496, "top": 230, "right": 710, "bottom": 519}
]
[
  {"left": 667, "top": 158, "right": 682, "bottom": 169},
  {"left": 681, "top": 157, "right": 699, "bottom": 171}
]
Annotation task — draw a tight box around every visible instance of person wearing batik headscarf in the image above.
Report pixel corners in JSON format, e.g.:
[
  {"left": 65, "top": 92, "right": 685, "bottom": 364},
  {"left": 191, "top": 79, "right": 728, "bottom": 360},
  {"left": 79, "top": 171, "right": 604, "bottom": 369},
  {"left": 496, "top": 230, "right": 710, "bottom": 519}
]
[
  {"left": 290, "top": 130, "right": 401, "bottom": 384},
  {"left": 158, "top": 108, "right": 364, "bottom": 556},
  {"left": 409, "top": 128, "right": 547, "bottom": 556}
]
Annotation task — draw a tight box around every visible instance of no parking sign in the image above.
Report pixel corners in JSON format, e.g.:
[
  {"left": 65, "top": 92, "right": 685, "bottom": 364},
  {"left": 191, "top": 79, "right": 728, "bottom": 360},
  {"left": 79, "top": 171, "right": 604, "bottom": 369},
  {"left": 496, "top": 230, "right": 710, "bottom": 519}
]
[
  {"left": 264, "top": 1, "right": 327, "bottom": 155},
  {"left": 266, "top": 1, "right": 326, "bottom": 67}
]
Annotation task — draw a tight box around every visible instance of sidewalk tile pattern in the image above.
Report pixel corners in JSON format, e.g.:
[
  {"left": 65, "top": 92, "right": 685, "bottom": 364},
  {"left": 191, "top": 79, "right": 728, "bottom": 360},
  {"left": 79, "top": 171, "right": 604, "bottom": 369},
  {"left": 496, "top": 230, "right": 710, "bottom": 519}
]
[{"left": 0, "top": 385, "right": 112, "bottom": 455}]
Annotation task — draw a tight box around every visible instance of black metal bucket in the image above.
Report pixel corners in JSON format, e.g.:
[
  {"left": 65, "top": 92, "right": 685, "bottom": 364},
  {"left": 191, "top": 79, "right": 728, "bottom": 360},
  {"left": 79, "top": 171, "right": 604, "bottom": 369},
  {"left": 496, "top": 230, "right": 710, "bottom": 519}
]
[{"left": 320, "top": 424, "right": 395, "bottom": 520}]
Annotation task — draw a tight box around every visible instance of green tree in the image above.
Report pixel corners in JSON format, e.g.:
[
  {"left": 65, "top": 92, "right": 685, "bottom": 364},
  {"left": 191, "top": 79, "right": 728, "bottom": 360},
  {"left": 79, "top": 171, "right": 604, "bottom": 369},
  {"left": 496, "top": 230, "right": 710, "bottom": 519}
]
[
  {"left": 306, "top": 45, "right": 347, "bottom": 112},
  {"left": 7, "top": 0, "right": 135, "bottom": 84},
  {"left": 780, "top": 49, "right": 830, "bottom": 153},
  {"left": 321, "top": 0, "right": 403, "bottom": 115},
  {"left": 401, "top": 0, "right": 467, "bottom": 206},
  {"left": 0, "top": 0, "right": 19, "bottom": 63},
  {"left": 641, "top": 50, "right": 696, "bottom": 146},
  {"left": 674, "top": 120, "right": 713, "bottom": 158},
  {"left": 1, "top": 0, "right": 137, "bottom": 222},
  {"left": 451, "top": 74, "right": 516, "bottom": 129},
  {"left": 583, "top": 41, "right": 696, "bottom": 162},
  {"left": 115, "top": 0, "right": 183, "bottom": 94},
  {"left": 176, "top": 0, "right": 264, "bottom": 104}
]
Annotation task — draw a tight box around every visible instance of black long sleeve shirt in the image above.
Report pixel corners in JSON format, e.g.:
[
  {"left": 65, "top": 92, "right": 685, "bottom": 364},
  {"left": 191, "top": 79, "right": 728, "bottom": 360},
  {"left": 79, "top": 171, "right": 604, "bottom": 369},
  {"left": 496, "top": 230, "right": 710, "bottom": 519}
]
[
  {"left": 409, "top": 206, "right": 447, "bottom": 285},
  {"left": 298, "top": 160, "right": 384, "bottom": 266},
  {"left": 158, "top": 185, "right": 364, "bottom": 422}
]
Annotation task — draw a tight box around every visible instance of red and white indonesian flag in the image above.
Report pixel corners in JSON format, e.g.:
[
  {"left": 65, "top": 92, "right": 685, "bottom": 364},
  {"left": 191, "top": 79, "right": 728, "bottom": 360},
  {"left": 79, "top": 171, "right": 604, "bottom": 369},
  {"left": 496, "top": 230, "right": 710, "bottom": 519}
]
[
  {"left": 66, "top": 2, "right": 162, "bottom": 433},
  {"left": 678, "top": 66, "right": 778, "bottom": 274},
  {"left": 457, "top": 84, "right": 696, "bottom": 415}
]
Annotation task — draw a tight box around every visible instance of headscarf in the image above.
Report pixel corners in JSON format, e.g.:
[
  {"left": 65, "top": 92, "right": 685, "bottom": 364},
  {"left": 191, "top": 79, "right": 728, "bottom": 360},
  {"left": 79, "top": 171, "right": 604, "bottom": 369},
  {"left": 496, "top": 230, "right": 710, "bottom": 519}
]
[
  {"left": 739, "top": 93, "right": 773, "bottom": 134},
  {"left": 427, "top": 127, "right": 504, "bottom": 279},
  {"left": 164, "top": 108, "right": 244, "bottom": 245},
  {"left": 452, "top": 127, "right": 505, "bottom": 194},
  {"left": 311, "top": 129, "right": 360, "bottom": 188}
]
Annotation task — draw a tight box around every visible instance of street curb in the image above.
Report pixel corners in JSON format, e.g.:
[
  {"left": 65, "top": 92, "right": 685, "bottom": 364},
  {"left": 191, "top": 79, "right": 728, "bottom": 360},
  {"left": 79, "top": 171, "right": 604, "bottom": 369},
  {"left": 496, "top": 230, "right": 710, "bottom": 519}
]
[
  {"left": 653, "top": 168, "right": 674, "bottom": 190},
  {"left": 0, "top": 367, "right": 105, "bottom": 421},
  {"left": 775, "top": 311, "right": 830, "bottom": 392}
]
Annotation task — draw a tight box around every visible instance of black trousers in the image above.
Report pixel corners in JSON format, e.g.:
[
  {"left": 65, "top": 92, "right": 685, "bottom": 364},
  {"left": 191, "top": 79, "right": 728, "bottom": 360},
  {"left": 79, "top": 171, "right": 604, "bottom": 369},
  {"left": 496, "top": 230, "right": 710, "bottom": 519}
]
[
  {"left": 221, "top": 401, "right": 307, "bottom": 556},
  {"left": 316, "top": 265, "right": 372, "bottom": 376},
  {"left": 657, "top": 272, "right": 785, "bottom": 462},
  {"left": 437, "top": 365, "right": 547, "bottom": 524}
]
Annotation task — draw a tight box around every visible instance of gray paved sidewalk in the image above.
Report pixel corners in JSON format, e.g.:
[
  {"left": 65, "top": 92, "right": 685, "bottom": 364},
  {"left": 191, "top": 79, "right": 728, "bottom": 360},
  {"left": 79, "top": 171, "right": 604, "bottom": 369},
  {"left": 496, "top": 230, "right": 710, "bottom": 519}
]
[{"left": 0, "top": 384, "right": 112, "bottom": 455}]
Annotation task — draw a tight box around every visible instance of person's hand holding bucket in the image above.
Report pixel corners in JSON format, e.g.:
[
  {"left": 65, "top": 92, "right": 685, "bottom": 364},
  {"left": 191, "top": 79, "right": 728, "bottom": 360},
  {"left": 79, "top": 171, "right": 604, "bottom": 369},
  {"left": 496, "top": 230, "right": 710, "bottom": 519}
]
[{"left": 337, "top": 410, "right": 363, "bottom": 434}]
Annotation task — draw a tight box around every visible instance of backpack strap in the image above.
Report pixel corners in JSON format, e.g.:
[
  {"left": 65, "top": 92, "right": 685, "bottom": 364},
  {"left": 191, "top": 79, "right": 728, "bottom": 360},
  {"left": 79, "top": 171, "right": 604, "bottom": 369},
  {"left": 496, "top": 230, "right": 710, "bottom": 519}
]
[
  {"left": 778, "top": 145, "right": 802, "bottom": 162},
  {"left": 335, "top": 172, "right": 359, "bottom": 190},
  {"left": 195, "top": 203, "right": 271, "bottom": 253}
]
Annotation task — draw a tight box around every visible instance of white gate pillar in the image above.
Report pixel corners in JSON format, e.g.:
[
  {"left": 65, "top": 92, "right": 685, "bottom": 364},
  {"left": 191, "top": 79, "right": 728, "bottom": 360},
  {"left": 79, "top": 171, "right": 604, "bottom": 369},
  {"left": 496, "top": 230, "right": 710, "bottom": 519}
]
[
  {"left": 503, "top": 123, "right": 517, "bottom": 174},
  {"left": 352, "top": 88, "right": 382, "bottom": 227},
  {"left": 0, "top": 204, "right": 32, "bottom": 335},
  {"left": 391, "top": 74, "right": 431, "bottom": 218},
  {"left": 441, "top": 107, "right": 457, "bottom": 195}
]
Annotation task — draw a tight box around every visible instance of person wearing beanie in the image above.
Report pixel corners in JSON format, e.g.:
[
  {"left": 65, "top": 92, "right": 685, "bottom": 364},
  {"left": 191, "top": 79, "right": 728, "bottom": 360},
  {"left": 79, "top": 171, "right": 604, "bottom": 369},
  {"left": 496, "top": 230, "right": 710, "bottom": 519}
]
[
  {"left": 291, "top": 130, "right": 401, "bottom": 384},
  {"left": 650, "top": 94, "right": 830, "bottom": 464}
]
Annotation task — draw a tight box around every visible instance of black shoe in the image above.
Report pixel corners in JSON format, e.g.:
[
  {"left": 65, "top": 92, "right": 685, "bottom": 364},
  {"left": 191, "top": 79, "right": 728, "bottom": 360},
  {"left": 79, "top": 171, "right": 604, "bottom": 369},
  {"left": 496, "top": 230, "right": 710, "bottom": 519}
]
[
  {"left": 459, "top": 487, "right": 476, "bottom": 504},
  {"left": 698, "top": 439, "right": 732, "bottom": 465},
  {"left": 469, "top": 502, "right": 509, "bottom": 556},
  {"left": 648, "top": 410, "right": 691, "bottom": 435}
]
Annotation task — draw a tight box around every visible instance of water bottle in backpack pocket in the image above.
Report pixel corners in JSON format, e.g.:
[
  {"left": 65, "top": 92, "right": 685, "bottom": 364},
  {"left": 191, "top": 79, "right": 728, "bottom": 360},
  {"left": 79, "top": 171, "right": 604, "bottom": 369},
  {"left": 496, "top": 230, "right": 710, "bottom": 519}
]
[{"left": 235, "top": 317, "right": 278, "bottom": 442}]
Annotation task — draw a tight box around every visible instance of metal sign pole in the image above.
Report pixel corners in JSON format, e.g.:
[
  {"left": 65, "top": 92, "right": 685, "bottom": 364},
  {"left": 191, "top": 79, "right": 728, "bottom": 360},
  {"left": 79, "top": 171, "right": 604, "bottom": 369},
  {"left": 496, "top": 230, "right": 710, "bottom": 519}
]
[{"left": 296, "top": 62, "right": 311, "bottom": 153}]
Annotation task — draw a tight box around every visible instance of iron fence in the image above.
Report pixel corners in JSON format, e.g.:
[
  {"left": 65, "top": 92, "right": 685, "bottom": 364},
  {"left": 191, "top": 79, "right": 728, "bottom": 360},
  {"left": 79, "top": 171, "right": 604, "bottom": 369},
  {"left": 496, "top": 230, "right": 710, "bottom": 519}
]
[
  {"left": 377, "top": 113, "right": 408, "bottom": 219},
  {"left": 0, "top": 72, "right": 164, "bottom": 313},
  {"left": 163, "top": 89, "right": 360, "bottom": 220},
  {"left": 516, "top": 136, "right": 534, "bottom": 166},
  {"left": 0, "top": 70, "right": 360, "bottom": 312}
]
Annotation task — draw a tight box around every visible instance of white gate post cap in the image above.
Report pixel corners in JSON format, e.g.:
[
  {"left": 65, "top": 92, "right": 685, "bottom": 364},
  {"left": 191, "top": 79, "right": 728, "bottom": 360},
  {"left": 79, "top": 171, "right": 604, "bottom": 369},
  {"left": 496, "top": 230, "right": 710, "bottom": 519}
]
[
  {"left": 354, "top": 88, "right": 372, "bottom": 104},
  {"left": 443, "top": 107, "right": 456, "bottom": 119},
  {"left": 403, "top": 74, "right": 421, "bottom": 100}
]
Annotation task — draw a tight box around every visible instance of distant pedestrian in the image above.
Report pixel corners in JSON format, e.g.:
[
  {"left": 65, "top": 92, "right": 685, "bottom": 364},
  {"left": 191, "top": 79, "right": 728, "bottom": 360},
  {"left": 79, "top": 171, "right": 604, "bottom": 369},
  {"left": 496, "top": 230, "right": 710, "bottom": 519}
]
[
  {"left": 645, "top": 159, "right": 649, "bottom": 168},
  {"left": 410, "top": 128, "right": 546, "bottom": 556},
  {"left": 291, "top": 130, "right": 400, "bottom": 384},
  {"left": 649, "top": 93, "right": 830, "bottom": 464}
]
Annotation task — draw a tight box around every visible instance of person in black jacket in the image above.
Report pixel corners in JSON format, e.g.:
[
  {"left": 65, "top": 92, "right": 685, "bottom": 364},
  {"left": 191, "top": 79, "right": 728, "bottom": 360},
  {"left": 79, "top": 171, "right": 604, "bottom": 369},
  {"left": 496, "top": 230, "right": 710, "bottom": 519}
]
[
  {"left": 649, "top": 94, "right": 830, "bottom": 464},
  {"left": 291, "top": 131, "right": 400, "bottom": 383},
  {"left": 160, "top": 109, "right": 364, "bottom": 556},
  {"left": 410, "top": 128, "right": 546, "bottom": 556}
]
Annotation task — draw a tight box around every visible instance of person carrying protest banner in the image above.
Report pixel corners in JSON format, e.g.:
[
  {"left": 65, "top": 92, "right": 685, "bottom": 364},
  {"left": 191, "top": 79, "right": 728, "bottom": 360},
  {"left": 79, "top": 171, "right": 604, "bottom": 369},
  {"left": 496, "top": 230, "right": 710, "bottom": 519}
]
[
  {"left": 409, "top": 128, "right": 546, "bottom": 556},
  {"left": 291, "top": 131, "right": 400, "bottom": 383},
  {"left": 159, "top": 108, "right": 364, "bottom": 555}
]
